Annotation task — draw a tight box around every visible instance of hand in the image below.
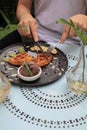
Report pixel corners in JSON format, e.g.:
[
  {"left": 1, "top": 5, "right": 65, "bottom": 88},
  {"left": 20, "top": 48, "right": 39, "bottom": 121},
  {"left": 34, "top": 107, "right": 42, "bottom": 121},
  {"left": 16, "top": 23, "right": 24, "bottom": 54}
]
[
  {"left": 60, "top": 14, "right": 87, "bottom": 43},
  {"left": 18, "top": 13, "right": 38, "bottom": 42}
]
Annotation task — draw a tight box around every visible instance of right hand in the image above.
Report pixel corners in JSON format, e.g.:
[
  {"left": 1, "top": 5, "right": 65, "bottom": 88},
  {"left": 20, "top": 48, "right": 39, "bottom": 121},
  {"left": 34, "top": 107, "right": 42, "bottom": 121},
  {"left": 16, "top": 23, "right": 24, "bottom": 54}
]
[
  {"left": 60, "top": 14, "right": 87, "bottom": 43},
  {"left": 18, "top": 13, "right": 38, "bottom": 42}
]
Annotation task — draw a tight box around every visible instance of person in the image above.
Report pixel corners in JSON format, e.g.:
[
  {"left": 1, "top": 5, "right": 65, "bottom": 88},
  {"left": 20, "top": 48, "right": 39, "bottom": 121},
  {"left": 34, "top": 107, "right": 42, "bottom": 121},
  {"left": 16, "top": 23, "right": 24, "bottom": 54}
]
[{"left": 16, "top": 0, "right": 87, "bottom": 43}]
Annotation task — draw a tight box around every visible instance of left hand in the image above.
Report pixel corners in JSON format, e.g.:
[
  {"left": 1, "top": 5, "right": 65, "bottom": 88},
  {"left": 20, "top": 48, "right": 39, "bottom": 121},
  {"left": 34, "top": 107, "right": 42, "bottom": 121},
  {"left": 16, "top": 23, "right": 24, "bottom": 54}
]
[{"left": 60, "top": 14, "right": 87, "bottom": 43}]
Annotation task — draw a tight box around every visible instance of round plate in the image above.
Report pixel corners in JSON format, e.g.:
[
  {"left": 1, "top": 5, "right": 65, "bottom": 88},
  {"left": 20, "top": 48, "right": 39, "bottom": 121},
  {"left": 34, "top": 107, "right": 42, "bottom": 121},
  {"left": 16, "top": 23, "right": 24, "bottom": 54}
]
[{"left": 0, "top": 42, "right": 68, "bottom": 86}]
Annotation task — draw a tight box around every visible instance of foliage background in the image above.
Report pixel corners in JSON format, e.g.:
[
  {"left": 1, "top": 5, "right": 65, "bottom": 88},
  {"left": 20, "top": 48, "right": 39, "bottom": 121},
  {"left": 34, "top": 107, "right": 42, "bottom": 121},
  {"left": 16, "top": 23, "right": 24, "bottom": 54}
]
[{"left": 0, "top": 0, "right": 18, "bottom": 26}]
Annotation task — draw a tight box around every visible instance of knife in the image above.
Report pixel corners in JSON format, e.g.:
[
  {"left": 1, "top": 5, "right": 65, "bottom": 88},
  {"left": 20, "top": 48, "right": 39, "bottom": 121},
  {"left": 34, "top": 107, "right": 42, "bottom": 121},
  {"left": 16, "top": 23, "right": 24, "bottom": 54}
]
[{"left": 34, "top": 41, "right": 49, "bottom": 60}]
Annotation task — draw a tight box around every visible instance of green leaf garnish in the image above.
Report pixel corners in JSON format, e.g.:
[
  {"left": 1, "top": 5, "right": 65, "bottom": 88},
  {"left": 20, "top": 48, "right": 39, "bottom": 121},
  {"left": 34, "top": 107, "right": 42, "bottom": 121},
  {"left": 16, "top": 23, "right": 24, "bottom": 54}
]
[
  {"left": 8, "top": 53, "right": 16, "bottom": 57},
  {"left": 23, "top": 62, "right": 33, "bottom": 77},
  {"left": 18, "top": 47, "right": 25, "bottom": 53},
  {"left": 2, "top": 57, "right": 9, "bottom": 62}
]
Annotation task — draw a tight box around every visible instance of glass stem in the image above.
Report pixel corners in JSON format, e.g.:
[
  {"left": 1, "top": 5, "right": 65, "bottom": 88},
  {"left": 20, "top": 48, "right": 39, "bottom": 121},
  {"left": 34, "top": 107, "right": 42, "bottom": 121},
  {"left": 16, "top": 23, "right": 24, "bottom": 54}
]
[{"left": 82, "top": 44, "right": 85, "bottom": 83}]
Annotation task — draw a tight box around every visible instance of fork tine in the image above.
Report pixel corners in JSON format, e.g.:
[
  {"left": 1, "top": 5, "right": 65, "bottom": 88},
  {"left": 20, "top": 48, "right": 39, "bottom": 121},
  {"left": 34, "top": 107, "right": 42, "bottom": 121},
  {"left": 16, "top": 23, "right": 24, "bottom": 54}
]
[{"left": 47, "top": 45, "right": 55, "bottom": 53}]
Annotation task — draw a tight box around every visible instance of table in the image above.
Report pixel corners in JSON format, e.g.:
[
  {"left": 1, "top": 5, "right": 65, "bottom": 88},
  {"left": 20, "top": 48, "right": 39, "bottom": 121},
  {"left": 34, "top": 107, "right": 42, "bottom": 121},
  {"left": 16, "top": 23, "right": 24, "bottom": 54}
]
[{"left": 0, "top": 42, "right": 87, "bottom": 130}]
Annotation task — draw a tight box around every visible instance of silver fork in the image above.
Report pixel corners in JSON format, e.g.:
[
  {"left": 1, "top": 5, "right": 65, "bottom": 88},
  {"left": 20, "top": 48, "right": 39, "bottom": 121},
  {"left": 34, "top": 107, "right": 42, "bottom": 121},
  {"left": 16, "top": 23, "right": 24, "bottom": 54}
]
[
  {"left": 47, "top": 45, "right": 56, "bottom": 53},
  {"left": 47, "top": 37, "right": 81, "bottom": 53},
  {"left": 47, "top": 43, "right": 58, "bottom": 53}
]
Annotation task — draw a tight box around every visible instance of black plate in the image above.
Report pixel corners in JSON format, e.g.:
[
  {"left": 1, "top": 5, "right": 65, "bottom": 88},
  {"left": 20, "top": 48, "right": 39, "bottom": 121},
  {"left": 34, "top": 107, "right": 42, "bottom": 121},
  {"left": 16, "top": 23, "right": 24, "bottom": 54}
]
[{"left": 0, "top": 42, "right": 68, "bottom": 86}]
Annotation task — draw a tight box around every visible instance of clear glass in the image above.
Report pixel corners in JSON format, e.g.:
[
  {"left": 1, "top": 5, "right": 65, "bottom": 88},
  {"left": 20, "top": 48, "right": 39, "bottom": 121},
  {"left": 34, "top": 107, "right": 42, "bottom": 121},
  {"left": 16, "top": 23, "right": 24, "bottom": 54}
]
[
  {"left": 0, "top": 71, "right": 11, "bottom": 103},
  {"left": 66, "top": 43, "right": 87, "bottom": 94}
]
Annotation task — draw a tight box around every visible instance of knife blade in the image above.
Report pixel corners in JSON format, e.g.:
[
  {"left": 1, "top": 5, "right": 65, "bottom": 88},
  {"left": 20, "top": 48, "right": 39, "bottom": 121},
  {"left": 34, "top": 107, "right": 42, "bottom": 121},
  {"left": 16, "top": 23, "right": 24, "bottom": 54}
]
[{"left": 35, "top": 41, "right": 49, "bottom": 60}]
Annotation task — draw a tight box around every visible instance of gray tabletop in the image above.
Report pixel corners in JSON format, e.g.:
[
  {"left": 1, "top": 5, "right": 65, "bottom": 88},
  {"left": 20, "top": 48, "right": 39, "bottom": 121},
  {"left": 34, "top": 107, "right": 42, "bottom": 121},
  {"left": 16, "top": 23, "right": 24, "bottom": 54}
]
[{"left": 0, "top": 42, "right": 87, "bottom": 130}]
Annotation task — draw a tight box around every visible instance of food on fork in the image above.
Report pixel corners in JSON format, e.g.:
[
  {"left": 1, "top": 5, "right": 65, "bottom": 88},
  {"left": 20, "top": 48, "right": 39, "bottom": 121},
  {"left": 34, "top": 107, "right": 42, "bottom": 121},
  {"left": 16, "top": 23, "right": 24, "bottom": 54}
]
[{"left": 51, "top": 48, "right": 57, "bottom": 54}]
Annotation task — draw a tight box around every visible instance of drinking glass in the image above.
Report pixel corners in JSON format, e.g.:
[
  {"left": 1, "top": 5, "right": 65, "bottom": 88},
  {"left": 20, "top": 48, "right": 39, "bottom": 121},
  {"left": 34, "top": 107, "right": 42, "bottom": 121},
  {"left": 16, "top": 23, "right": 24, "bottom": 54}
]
[{"left": 0, "top": 71, "right": 11, "bottom": 103}]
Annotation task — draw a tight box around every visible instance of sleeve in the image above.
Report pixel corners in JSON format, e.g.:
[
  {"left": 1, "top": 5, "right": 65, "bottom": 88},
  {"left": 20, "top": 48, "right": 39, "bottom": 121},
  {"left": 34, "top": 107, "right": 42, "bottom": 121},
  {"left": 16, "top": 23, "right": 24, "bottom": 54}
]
[
  {"left": 84, "top": 0, "right": 87, "bottom": 14},
  {"left": 84, "top": 0, "right": 87, "bottom": 7}
]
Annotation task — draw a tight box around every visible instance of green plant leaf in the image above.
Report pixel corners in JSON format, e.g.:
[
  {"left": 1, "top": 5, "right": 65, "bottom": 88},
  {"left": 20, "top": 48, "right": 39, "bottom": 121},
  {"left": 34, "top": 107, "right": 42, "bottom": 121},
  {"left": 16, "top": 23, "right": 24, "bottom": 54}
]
[
  {"left": 0, "top": 9, "right": 28, "bottom": 39},
  {"left": 57, "top": 18, "right": 87, "bottom": 45},
  {"left": 0, "top": 9, "right": 10, "bottom": 25},
  {"left": 0, "top": 24, "right": 28, "bottom": 39},
  {"left": 56, "top": 18, "right": 70, "bottom": 25},
  {"left": 57, "top": 18, "right": 87, "bottom": 83}
]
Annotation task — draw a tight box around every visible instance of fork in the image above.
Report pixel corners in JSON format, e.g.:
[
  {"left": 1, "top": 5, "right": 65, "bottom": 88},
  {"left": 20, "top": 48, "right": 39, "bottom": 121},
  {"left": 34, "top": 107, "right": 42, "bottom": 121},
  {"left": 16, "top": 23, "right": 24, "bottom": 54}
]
[
  {"left": 47, "top": 45, "right": 56, "bottom": 53},
  {"left": 47, "top": 37, "right": 81, "bottom": 53},
  {"left": 47, "top": 42, "right": 58, "bottom": 54}
]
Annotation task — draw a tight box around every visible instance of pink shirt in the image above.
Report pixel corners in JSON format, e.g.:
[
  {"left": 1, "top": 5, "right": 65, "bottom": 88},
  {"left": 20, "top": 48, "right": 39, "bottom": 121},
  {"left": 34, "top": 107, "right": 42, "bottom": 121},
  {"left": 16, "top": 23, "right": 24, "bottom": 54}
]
[{"left": 34, "top": 0, "right": 87, "bottom": 42}]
